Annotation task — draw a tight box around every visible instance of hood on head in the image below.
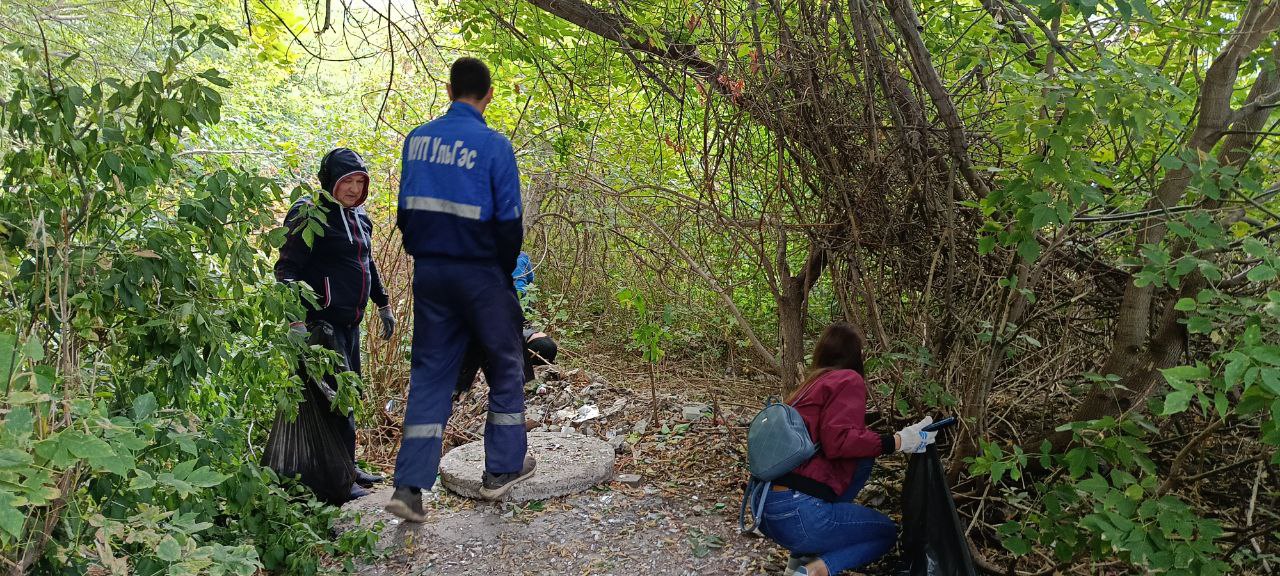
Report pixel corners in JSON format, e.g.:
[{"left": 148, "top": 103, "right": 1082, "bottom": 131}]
[{"left": 317, "top": 147, "right": 370, "bottom": 208}]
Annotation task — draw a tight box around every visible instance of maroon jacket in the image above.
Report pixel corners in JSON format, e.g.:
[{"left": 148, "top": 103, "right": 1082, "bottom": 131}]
[{"left": 779, "top": 369, "right": 895, "bottom": 500}]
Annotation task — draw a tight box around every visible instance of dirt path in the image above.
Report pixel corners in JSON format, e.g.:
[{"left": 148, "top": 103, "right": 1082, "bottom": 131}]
[
  {"left": 347, "top": 360, "right": 828, "bottom": 574},
  {"left": 343, "top": 484, "right": 783, "bottom": 575}
]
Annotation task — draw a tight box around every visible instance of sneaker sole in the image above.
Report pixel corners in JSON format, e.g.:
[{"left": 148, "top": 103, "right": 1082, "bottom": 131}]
[
  {"left": 384, "top": 500, "right": 427, "bottom": 523},
  {"left": 477, "top": 469, "right": 537, "bottom": 501}
]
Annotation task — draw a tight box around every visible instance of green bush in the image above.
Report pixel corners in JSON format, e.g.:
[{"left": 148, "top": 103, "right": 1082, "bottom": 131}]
[{"left": 0, "top": 19, "right": 377, "bottom": 574}]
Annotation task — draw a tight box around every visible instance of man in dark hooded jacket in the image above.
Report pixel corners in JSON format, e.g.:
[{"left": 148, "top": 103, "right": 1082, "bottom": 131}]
[{"left": 275, "top": 147, "right": 396, "bottom": 499}]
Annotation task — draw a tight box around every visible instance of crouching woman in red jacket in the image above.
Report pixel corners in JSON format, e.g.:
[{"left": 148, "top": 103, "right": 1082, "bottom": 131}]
[{"left": 757, "top": 322, "right": 937, "bottom": 576}]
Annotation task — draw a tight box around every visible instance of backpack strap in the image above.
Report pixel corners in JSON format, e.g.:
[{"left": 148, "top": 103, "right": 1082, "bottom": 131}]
[{"left": 738, "top": 477, "right": 771, "bottom": 534}]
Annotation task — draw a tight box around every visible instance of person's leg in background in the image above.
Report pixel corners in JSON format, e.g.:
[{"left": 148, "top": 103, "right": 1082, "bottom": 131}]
[
  {"left": 454, "top": 340, "right": 486, "bottom": 399},
  {"left": 520, "top": 331, "right": 556, "bottom": 382},
  {"left": 292, "top": 322, "right": 360, "bottom": 505},
  {"left": 525, "top": 333, "right": 557, "bottom": 365},
  {"left": 387, "top": 262, "right": 469, "bottom": 522}
]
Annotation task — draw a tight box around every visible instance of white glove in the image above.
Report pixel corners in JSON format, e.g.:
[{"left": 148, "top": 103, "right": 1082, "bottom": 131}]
[{"left": 896, "top": 416, "right": 937, "bottom": 454}]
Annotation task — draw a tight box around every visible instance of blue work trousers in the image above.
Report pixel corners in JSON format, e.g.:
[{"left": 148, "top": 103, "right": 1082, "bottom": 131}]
[{"left": 393, "top": 260, "right": 528, "bottom": 490}]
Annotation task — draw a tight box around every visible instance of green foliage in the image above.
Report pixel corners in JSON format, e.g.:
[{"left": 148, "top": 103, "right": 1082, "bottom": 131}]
[
  {"left": 866, "top": 345, "right": 957, "bottom": 416},
  {"left": 992, "top": 418, "right": 1229, "bottom": 576},
  {"left": 616, "top": 287, "right": 673, "bottom": 365},
  {"left": 0, "top": 18, "right": 375, "bottom": 573}
]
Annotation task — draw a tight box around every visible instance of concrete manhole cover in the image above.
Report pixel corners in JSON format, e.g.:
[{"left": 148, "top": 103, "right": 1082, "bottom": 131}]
[{"left": 439, "top": 431, "right": 616, "bottom": 502}]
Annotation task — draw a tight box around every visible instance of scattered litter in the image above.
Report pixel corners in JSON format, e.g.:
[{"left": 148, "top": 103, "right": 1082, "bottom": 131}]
[
  {"left": 572, "top": 404, "right": 600, "bottom": 423},
  {"left": 682, "top": 404, "right": 710, "bottom": 421}
]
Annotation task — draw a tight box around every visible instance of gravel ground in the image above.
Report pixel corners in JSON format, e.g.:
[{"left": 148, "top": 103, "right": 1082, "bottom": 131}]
[{"left": 342, "top": 482, "right": 785, "bottom": 575}]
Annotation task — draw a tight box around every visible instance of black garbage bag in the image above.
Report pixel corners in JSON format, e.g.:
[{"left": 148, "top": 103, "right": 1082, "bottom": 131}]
[
  {"left": 899, "top": 444, "right": 977, "bottom": 576},
  {"left": 261, "top": 323, "right": 356, "bottom": 505}
]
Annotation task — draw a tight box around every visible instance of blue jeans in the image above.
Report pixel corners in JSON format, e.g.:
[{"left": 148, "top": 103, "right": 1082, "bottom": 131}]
[
  {"left": 758, "top": 461, "right": 896, "bottom": 573},
  {"left": 843, "top": 458, "right": 873, "bottom": 502}
]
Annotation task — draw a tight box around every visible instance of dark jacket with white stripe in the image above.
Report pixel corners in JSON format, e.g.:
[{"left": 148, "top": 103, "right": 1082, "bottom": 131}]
[
  {"left": 396, "top": 102, "right": 523, "bottom": 274},
  {"left": 275, "top": 148, "right": 389, "bottom": 327}
]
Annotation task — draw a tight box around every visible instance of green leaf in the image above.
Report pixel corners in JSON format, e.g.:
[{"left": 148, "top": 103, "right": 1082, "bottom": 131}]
[
  {"left": 0, "top": 449, "right": 33, "bottom": 471},
  {"left": 0, "top": 333, "right": 15, "bottom": 385},
  {"left": 1077, "top": 474, "right": 1109, "bottom": 496},
  {"left": 157, "top": 535, "right": 182, "bottom": 562},
  {"left": 0, "top": 493, "right": 24, "bottom": 540},
  {"left": 1253, "top": 347, "right": 1280, "bottom": 367},
  {"left": 1223, "top": 355, "right": 1248, "bottom": 387},
  {"left": 4, "top": 391, "right": 47, "bottom": 405},
  {"left": 1246, "top": 265, "right": 1276, "bottom": 283},
  {"left": 132, "top": 392, "right": 158, "bottom": 420},
  {"left": 171, "top": 459, "right": 197, "bottom": 479},
  {"left": 186, "top": 467, "right": 228, "bottom": 488},
  {"left": 1162, "top": 389, "right": 1193, "bottom": 415},
  {"left": 978, "top": 235, "right": 996, "bottom": 254},
  {"left": 1017, "top": 238, "right": 1041, "bottom": 263},
  {"left": 1158, "top": 154, "right": 1182, "bottom": 170},
  {"left": 67, "top": 434, "right": 115, "bottom": 461},
  {"left": 1242, "top": 238, "right": 1267, "bottom": 259},
  {"left": 20, "top": 337, "right": 44, "bottom": 362},
  {"left": 23, "top": 483, "right": 61, "bottom": 506},
  {"left": 1162, "top": 365, "right": 1208, "bottom": 384},
  {"left": 1132, "top": 0, "right": 1155, "bottom": 19},
  {"left": 4, "top": 407, "right": 33, "bottom": 440},
  {"left": 1186, "top": 315, "right": 1212, "bottom": 334},
  {"left": 159, "top": 100, "right": 184, "bottom": 125},
  {"left": 1174, "top": 298, "right": 1196, "bottom": 312},
  {"left": 1261, "top": 369, "right": 1280, "bottom": 396},
  {"left": 130, "top": 469, "right": 157, "bottom": 490}
]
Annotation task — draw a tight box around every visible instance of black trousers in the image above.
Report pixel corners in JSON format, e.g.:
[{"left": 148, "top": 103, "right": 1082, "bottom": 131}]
[
  {"left": 303, "top": 320, "right": 361, "bottom": 460},
  {"left": 455, "top": 333, "right": 559, "bottom": 396}
]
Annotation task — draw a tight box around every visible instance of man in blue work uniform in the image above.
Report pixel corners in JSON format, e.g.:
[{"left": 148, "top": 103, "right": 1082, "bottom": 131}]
[{"left": 387, "top": 58, "right": 534, "bottom": 522}]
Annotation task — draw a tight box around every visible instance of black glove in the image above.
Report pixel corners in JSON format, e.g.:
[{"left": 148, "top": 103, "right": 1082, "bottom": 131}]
[{"left": 378, "top": 305, "right": 395, "bottom": 340}]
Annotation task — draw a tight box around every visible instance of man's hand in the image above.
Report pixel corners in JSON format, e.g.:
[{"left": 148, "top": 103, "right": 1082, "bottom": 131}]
[
  {"left": 896, "top": 416, "right": 937, "bottom": 454},
  {"left": 378, "top": 305, "right": 395, "bottom": 340}
]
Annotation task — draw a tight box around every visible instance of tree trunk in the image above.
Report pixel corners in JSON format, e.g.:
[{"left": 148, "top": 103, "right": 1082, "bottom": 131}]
[
  {"left": 778, "top": 237, "right": 828, "bottom": 395},
  {"left": 1047, "top": 15, "right": 1280, "bottom": 450},
  {"left": 778, "top": 277, "right": 807, "bottom": 392}
]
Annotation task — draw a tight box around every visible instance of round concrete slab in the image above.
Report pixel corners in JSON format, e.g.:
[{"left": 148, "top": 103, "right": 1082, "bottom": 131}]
[{"left": 439, "top": 431, "right": 615, "bottom": 502}]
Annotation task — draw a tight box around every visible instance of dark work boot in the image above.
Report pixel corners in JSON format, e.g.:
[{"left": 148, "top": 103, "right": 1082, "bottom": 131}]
[
  {"left": 354, "top": 466, "right": 384, "bottom": 487},
  {"left": 478, "top": 455, "right": 537, "bottom": 500},
  {"left": 384, "top": 486, "right": 427, "bottom": 523}
]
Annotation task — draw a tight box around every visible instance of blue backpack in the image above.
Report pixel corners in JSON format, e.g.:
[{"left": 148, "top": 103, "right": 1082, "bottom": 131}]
[{"left": 739, "top": 395, "right": 819, "bottom": 533}]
